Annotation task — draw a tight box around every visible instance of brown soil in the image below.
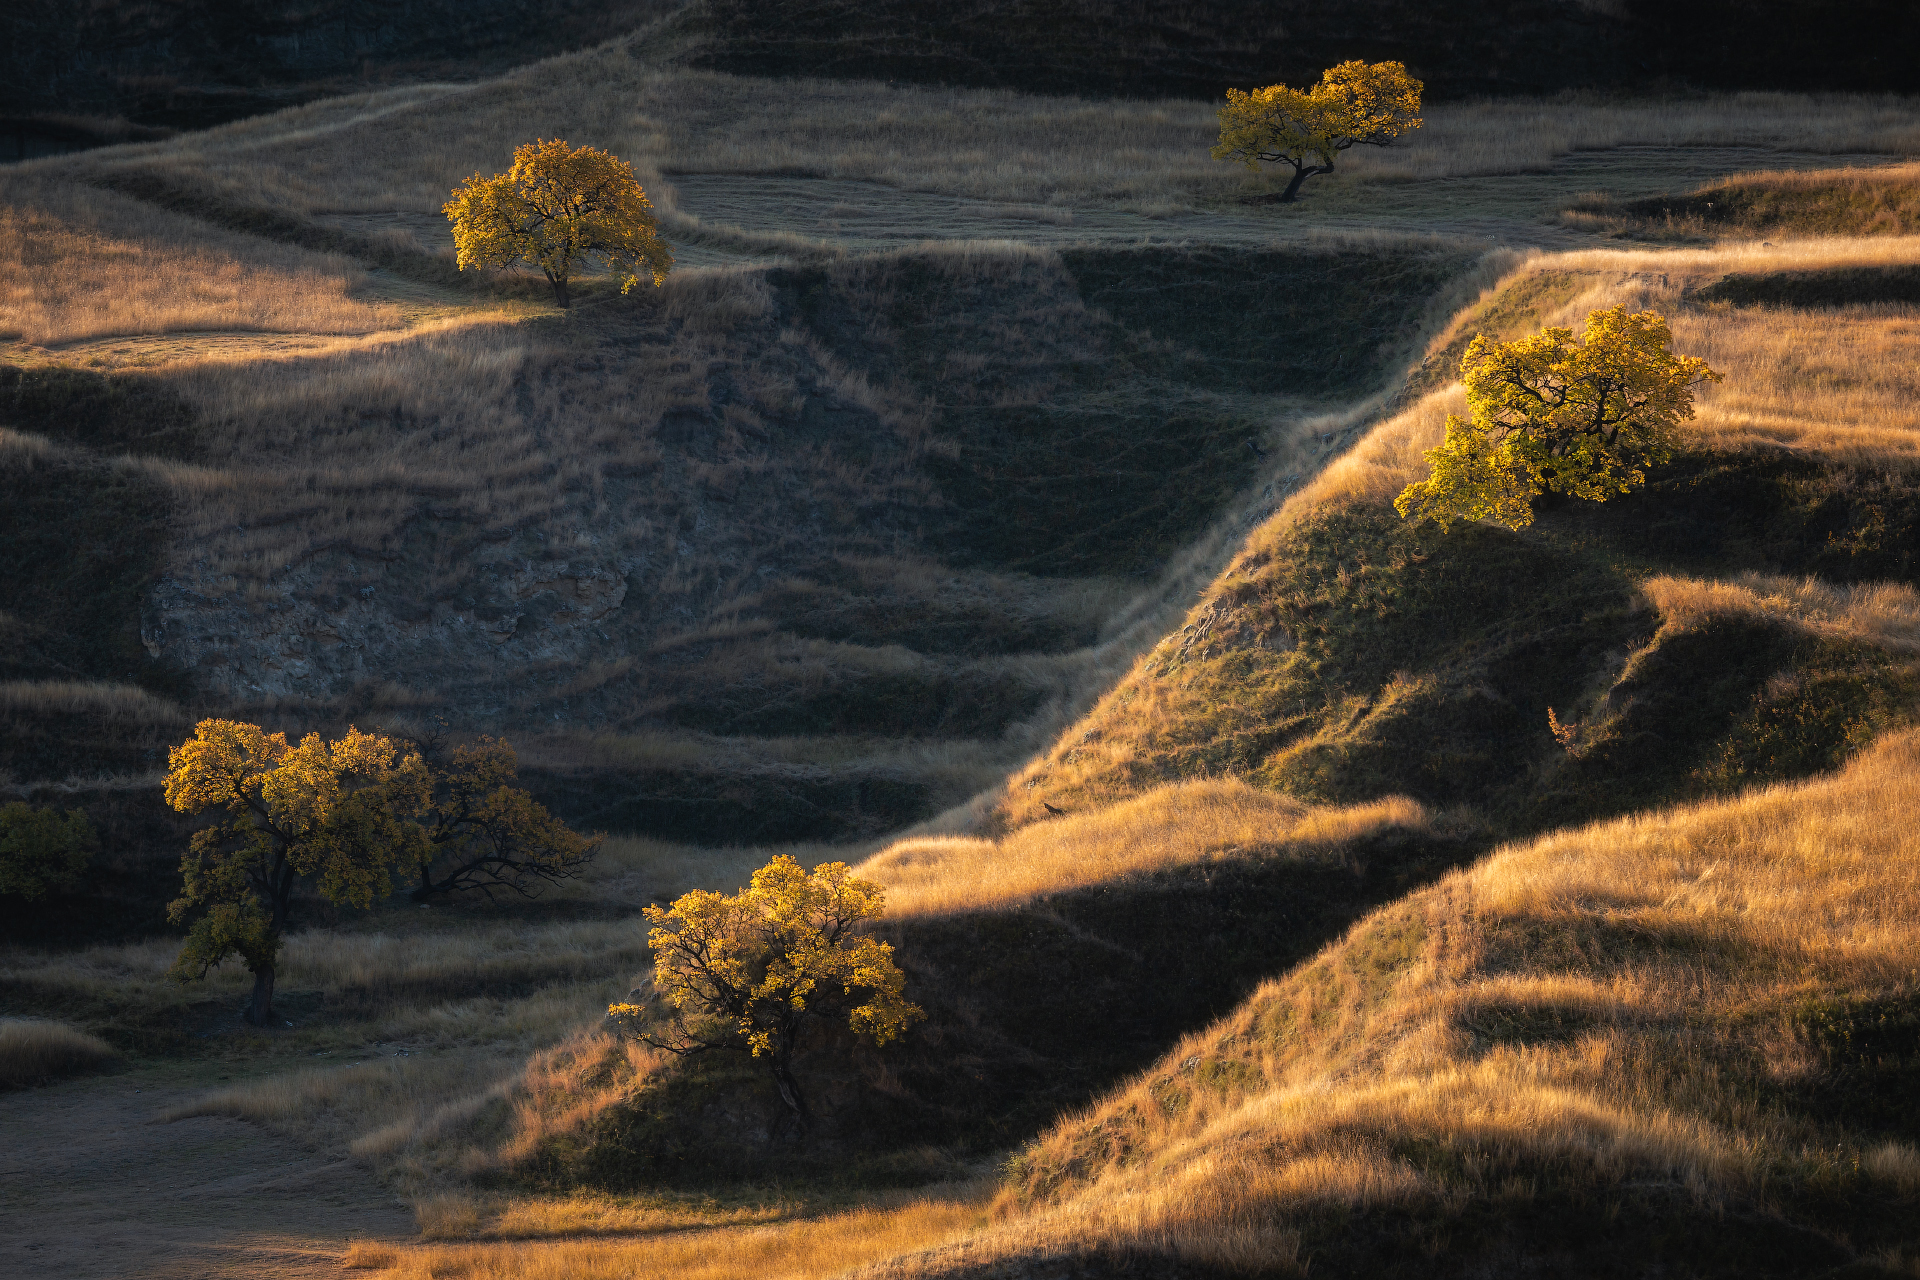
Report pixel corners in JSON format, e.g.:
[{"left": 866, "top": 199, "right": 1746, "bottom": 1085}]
[{"left": 0, "top": 1065, "right": 412, "bottom": 1279}]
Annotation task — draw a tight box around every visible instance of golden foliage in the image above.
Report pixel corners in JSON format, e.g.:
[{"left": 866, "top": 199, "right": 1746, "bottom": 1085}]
[
  {"left": 412, "top": 736, "right": 603, "bottom": 902},
  {"left": 1213, "top": 61, "right": 1423, "bottom": 200},
  {"left": 444, "top": 139, "right": 671, "bottom": 308},
  {"left": 163, "top": 720, "right": 430, "bottom": 1021},
  {"left": 1395, "top": 305, "right": 1721, "bottom": 530},
  {"left": 1284, "top": 241, "right": 1920, "bottom": 534},
  {"left": 162, "top": 721, "right": 600, "bottom": 1021},
  {"left": 614, "top": 854, "right": 921, "bottom": 1122}
]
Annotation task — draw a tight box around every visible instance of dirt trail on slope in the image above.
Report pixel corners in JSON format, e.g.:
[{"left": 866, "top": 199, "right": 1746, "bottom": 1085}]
[{"left": 0, "top": 1065, "right": 412, "bottom": 1279}]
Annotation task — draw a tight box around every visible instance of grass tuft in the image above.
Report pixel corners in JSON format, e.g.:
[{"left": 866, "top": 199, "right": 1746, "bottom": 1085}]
[{"left": 0, "top": 1017, "right": 117, "bottom": 1087}]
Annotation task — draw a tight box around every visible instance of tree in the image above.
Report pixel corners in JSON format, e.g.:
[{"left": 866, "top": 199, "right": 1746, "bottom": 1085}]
[
  {"left": 164, "top": 720, "right": 601, "bottom": 1025},
  {"left": 1395, "top": 305, "right": 1723, "bottom": 531},
  {"left": 1213, "top": 60, "right": 1424, "bottom": 203},
  {"left": 400, "top": 733, "right": 602, "bottom": 903},
  {"left": 165, "top": 721, "right": 429, "bottom": 1026},
  {"left": 443, "top": 138, "right": 673, "bottom": 309},
  {"left": 0, "top": 802, "right": 96, "bottom": 900},
  {"left": 609, "top": 855, "right": 922, "bottom": 1132}
]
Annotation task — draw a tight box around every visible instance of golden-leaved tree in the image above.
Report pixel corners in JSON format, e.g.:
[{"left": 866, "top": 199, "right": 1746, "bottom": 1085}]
[
  {"left": 1213, "top": 60, "right": 1423, "bottom": 203},
  {"left": 610, "top": 854, "right": 922, "bottom": 1131},
  {"left": 165, "top": 721, "right": 598, "bottom": 1026},
  {"left": 1395, "top": 305, "right": 1723, "bottom": 531},
  {"left": 443, "top": 138, "right": 672, "bottom": 308}
]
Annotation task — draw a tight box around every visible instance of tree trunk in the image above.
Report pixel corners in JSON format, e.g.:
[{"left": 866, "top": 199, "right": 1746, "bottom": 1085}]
[
  {"left": 244, "top": 964, "right": 276, "bottom": 1026},
  {"left": 1279, "top": 163, "right": 1332, "bottom": 204},
  {"left": 550, "top": 275, "right": 571, "bottom": 308},
  {"left": 770, "top": 1057, "right": 810, "bottom": 1134}
]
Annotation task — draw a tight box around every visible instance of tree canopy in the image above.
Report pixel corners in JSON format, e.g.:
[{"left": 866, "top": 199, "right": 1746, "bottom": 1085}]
[
  {"left": 443, "top": 138, "right": 672, "bottom": 308},
  {"left": 0, "top": 801, "right": 95, "bottom": 900},
  {"left": 1213, "top": 60, "right": 1424, "bottom": 203},
  {"left": 165, "top": 720, "right": 598, "bottom": 1025},
  {"left": 401, "top": 733, "right": 602, "bottom": 903},
  {"left": 1395, "top": 305, "right": 1723, "bottom": 531},
  {"left": 609, "top": 854, "right": 922, "bottom": 1130}
]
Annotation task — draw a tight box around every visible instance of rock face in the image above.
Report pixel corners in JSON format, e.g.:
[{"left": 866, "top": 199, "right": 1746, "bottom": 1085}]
[{"left": 143, "top": 547, "right": 631, "bottom": 707}]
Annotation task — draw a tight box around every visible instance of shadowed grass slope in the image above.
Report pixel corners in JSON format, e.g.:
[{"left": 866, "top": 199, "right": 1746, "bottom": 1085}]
[
  {"left": 944, "top": 728, "right": 1920, "bottom": 1278},
  {"left": 558, "top": 785, "right": 1470, "bottom": 1189},
  {"left": 1001, "top": 244, "right": 1920, "bottom": 835}
]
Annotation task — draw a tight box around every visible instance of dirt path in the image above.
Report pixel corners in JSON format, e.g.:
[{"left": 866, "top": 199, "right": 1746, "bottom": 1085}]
[{"left": 0, "top": 1065, "right": 412, "bottom": 1279}]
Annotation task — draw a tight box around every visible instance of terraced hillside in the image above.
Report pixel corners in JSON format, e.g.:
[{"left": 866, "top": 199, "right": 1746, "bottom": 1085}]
[{"left": 4, "top": 24, "right": 1920, "bottom": 1280}]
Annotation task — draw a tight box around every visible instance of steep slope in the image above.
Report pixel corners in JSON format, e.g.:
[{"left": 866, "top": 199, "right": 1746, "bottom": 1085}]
[
  {"left": 919, "top": 728, "right": 1920, "bottom": 1276},
  {"left": 1000, "top": 242, "right": 1920, "bottom": 840}
]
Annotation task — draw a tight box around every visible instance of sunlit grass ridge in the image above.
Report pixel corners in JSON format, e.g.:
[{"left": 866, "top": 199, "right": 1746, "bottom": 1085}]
[{"left": 964, "top": 727, "right": 1920, "bottom": 1272}]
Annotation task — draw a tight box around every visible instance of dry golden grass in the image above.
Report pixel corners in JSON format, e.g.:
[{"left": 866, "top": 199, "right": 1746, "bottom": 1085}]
[
  {"left": 861, "top": 779, "right": 1425, "bottom": 918},
  {"left": 1274, "top": 385, "right": 1464, "bottom": 518},
  {"left": 1564, "top": 161, "right": 1920, "bottom": 240},
  {"left": 478, "top": 1187, "right": 795, "bottom": 1241},
  {"left": 995, "top": 236, "right": 1920, "bottom": 828},
  {"left": 943, "top": 726, "right": 1920, "bottom": 1273},
  {"left": 302, "top": 725, "right": 1920, "bottom": 1275},
  {"left": 1261, "top": 237, "right": 1920, "bottom": 526},
  {"left": 1389, "top": 238, "right": 1920, "bottom": 471},
  {"left": 1643, "top": 572, "right": 1920, "bottom": 652},
  {"left": 343, "top": 1191, "right": 988, "bottom": 1280},
  {"left": 0, "top": 177, "right": 405, "bottom": 348},
  {"left": 0, "top": 1018, "right": 118, "bottom": 1087},
  {"left": 1500, "top": 240, "right": 1920, "bottom": 468}
]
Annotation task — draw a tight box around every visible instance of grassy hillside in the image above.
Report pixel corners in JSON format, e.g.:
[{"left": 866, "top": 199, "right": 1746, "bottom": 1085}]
[
  {"left": 8, "top": 40, "right": 1916, "bottom": 845},
  {"left": 965, "top": 729, "right": 1920, "bottom": 1276},
  {"left": 11, "top": 33, "right": 1574, "bottom": 845},
  {"left": 7, "top": 30, "right": 1920, "bottom": 1278},
  {"left": 1563, "top": 162, "right": 1920, "bottom": 241},
  {"left": 1001, "top": 243, "right": 1920, "bottom": 835}
]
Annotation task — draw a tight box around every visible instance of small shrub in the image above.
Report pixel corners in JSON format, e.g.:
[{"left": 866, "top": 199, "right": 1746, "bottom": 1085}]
[{"left": 0, "top": 801, "right": 96, "bottom": 900}]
